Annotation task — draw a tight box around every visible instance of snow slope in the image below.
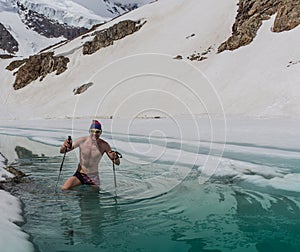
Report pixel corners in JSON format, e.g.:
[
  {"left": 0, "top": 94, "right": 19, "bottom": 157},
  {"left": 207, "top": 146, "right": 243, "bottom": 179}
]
[
  {"left": 1, "top": 1, "right": 300, "bottom": 249},
  {"left": 1, "top": 0, "right": 300, "bottom": 120},
  {"left": 0, "top": 154, "right": 34, "bottom": 252}
]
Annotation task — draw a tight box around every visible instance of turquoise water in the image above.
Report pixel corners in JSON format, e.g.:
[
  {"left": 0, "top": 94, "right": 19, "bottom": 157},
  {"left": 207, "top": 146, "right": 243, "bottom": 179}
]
[
  {"left": 1, "top": 124, "right": 300, "bottom": 252},
  {"left": 10, "top": 154, "right": 300, "bottom": 252}
]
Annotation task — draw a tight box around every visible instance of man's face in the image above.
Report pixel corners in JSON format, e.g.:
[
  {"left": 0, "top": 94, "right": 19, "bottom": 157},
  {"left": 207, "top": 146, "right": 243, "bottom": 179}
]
[{"left": 89, "top": 128, "right": 102, "bottom": 140}]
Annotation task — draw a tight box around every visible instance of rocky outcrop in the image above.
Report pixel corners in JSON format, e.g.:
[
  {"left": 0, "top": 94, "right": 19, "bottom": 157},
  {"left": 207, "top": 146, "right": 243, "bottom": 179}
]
[
  {"left": 0, "top": 22, "right": 19, "bottom": 54},
  {"left": 15, "top": 146, "right": 38, "bottom": 159},
  {"left": 188, "top": 46, "right": 213, "bottom": 61},
  {"left": 83, "top": 20, "right": 145, "bottom": 55},
  {"left": 5, "top": 166, "right": 27, "bottom": 178},
  {"left": 2, "top": 165, "right": 29, "bottom": 184},
  {"left": 6, "top": 59, "right": 27, "bottom": 71},
  {"left": 0, "top": 54, "right": 15, "bottom": 59},
  {"left": 273, "top": 0, "right": 300, "bottom": 32},
  {"left": 218, "top": 0, "right": 300, "bottom": 53},
  {"left": 73, "top": 82, "right": 93, "bottom": 95},
  {"left": 6, "top": 52, "right": 69, "bottom": 90}
]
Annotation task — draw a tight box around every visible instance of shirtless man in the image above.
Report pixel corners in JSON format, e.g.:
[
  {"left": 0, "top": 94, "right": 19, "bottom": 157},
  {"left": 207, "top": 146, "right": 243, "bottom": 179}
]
[{"left": 60, "top": 120, "right": 120, "bottom": 190}]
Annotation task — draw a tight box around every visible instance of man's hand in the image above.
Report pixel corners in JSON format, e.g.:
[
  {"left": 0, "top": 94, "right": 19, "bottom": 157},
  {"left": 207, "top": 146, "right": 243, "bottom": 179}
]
[
  {"left": 109, "top": 150, "right": 122, "bottom": 165},
  {"left": 60, "top": 136, "right": 72, "bottom": 153}
]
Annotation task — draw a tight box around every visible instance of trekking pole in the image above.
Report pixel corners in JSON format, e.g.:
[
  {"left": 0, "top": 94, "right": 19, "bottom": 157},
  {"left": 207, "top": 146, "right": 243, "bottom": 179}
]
[
  {"left": 55, "top": 136, "right": 72, "bottom": 191},
  {"left": 111, "top": 151, "right": 122, "bottom": 197}
]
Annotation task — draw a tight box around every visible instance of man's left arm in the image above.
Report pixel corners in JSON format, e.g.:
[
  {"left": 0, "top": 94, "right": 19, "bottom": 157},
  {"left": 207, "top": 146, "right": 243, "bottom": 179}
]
[{"left": 107, "top": 150, "right": 120, "bottom": 165}]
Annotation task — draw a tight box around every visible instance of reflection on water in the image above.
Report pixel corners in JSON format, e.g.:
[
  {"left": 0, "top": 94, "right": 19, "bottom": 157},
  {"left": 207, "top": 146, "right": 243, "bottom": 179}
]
[{"left": 1, "top": 133, "right": 300, "bottom": 252}]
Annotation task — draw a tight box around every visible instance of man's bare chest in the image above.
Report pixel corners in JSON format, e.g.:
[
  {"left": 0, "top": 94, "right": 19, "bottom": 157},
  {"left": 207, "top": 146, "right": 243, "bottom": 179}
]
[{"left": 80, "top": 140, "right": 104, "bottom": 158}]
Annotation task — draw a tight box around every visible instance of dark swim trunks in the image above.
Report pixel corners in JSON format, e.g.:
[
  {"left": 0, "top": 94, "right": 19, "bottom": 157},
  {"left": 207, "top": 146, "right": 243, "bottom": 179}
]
[{"left": 73, "top": 171, "right": 99, "bottom": 186}]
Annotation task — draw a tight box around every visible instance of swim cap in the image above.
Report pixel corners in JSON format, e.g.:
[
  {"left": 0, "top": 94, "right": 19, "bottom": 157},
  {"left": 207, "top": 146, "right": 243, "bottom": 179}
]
[{"left": 90, "top": 120, "right": 102, "bottom": 130}]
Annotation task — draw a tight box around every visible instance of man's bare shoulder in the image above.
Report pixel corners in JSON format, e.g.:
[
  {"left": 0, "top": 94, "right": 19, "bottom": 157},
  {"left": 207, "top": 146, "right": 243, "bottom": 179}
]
[
  {"left": 74, "top": 136, "right": 90, "bottom": 145},
  {"left": 77, "top": 136, "right": 89, "bottom": 141},
  {"left": 97, "top": 138, "right": 110, "bottom": 146},
  {"left": 97, "top": 138, "right": 111, "bottom": 151}
]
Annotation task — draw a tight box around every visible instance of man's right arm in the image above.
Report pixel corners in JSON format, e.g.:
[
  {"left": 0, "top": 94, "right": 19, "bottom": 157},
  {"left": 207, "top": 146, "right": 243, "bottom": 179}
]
[{"left": 60, "top": 138, "right": 73, "bottom": 153}]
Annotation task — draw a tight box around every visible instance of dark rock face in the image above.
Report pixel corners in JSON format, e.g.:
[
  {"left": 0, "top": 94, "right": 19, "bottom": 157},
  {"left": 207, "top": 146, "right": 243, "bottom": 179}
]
[
  {"left": 113, "top": 2, "right": 139, "bottom": 13},
  {"left": 218, "top": 0, "right": 300, "bottom": 53},
  {"left": 103, "top": 0, "right": 139, "bottom": 14},
  {"left": 0, "top": 2, "right": 89, "bottom": 55},
  {"left": 0, "top": 22, "right": 19, "bottom": 54},
  {"left": 21, "top": 7, "right": 88, "bottom": 40},
  {"left": 6, "top": 52, "right": 69, "bottom": 90},
  {"left": 82, "top": 20, "right": 145, "bottom": 55}
]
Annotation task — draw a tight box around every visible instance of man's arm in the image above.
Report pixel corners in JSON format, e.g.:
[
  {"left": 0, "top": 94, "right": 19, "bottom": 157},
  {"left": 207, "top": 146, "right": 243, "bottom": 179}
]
[
  {"left": 60, "top": 137, "right": 72, "bottom": 153},
  {"left": 100, "top": 139, "right": 121, "bottom": 165},
  {"left": 59, "top": 137, "right": 82, "bottom": 154}
]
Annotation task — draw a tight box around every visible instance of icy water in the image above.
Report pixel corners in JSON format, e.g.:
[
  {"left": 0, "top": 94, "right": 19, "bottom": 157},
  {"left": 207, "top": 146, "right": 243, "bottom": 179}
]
[{"left": 1, "top": 120, "right": 300, "bottom": 252}]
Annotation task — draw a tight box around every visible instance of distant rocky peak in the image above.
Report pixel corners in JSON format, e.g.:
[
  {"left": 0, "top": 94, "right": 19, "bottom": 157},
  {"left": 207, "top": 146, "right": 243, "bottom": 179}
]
[
  {"left": 107, "top": 1, "right": 139, "bottom": 14},
  {"left": 16, "top": 1, "right": 88, "bottom": 40},
  {"left": 13, "top": 0, "right": 107, "bottom": 28}
]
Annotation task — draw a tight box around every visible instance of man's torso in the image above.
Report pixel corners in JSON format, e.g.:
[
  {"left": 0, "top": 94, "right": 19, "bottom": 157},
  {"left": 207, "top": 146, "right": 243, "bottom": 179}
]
[{"left": 77, "top": 137, "right": 108, "bottom": 174}]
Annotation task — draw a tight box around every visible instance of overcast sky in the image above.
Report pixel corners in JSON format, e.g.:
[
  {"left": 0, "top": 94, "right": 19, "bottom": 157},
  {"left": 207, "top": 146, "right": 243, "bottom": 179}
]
[
  {"left": 70, "top": 0, "right": 110, "bottom": 16},
  {"left": 70, "top": 0, "right": 152, "bottom": 15}
]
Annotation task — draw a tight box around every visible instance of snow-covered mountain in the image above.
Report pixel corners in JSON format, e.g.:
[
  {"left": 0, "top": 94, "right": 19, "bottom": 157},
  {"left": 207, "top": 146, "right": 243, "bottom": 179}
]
[
  {"left": 1, "top": 0, "right": 300, "bottom": 120},
  {"left": 14, "top": 0, "right": 152, "bottom": 27},
  {"left": 0, "top": 0, "right": 153, "bottom": 56}
]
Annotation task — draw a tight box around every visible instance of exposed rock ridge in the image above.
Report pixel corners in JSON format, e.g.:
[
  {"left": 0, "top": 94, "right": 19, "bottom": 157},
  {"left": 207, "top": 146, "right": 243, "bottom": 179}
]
[
  {"left": 218, "top": 0, "right": 300, "bottom": 52},
  {"left": 17, "top": 2, "right": 88, "bottom": 40},
  {"left": 103, "top": 0, "right": 140, "bottom": 14},
  {"left": 83, "top": 20, "right": 145, "bottom": 55},
  {"left": 113, "top": 2, "right": 139, "bottom": 13},
  {"left": 273, "top": 0, "right": 300, "bottom": 32},
  {"left": 6, "top": 52, "right": 69, "bottom": 90},
  {"left": 0, "top": 22, "right": 19, "bottom": 54}
]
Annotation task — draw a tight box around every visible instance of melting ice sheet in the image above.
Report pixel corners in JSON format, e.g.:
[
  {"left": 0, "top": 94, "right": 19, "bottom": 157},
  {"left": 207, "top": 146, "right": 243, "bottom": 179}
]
[{"left": 0, "top": 117, "right": 300, "bottom": 252}]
